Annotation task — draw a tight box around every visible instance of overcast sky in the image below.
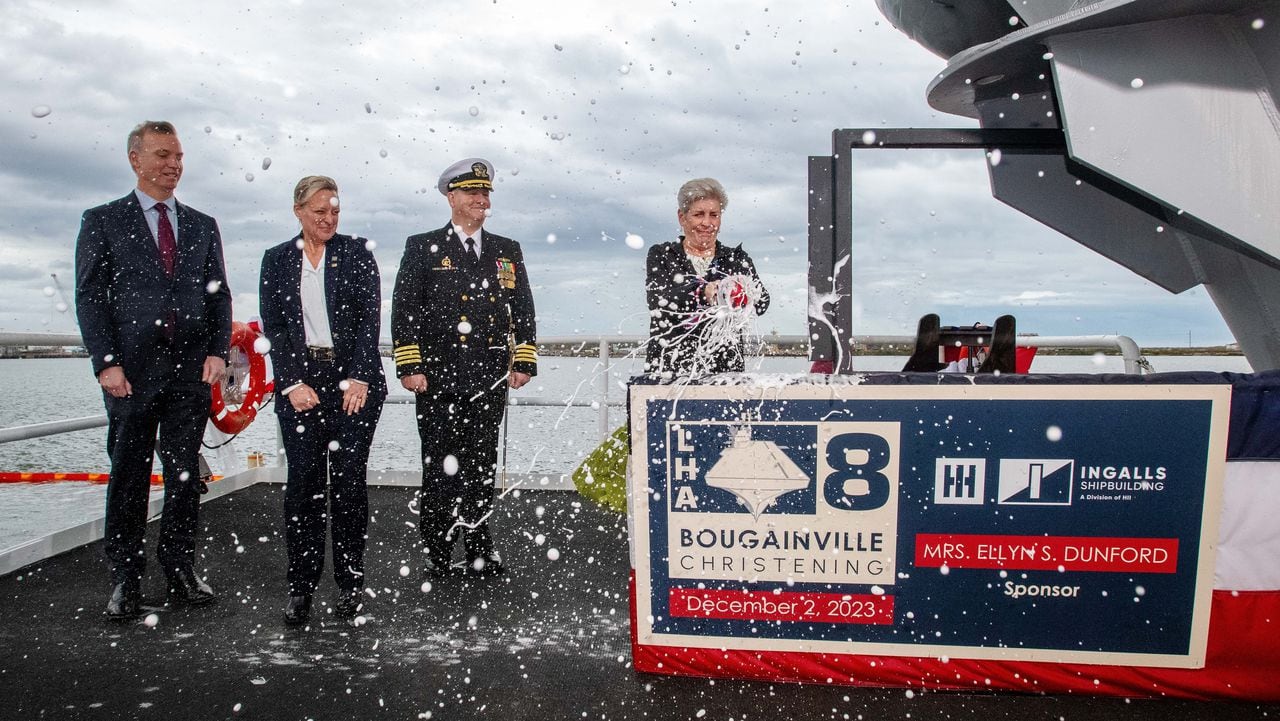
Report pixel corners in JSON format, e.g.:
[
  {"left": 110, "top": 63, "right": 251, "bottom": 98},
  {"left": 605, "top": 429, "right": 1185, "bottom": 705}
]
[{"left": 1, "top": 0, "right": 1236, "bottom": 349}]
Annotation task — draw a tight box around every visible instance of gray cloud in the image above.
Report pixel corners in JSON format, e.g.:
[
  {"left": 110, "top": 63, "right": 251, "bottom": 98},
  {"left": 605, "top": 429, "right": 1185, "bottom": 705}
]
[{"left": 0, "top": 0, "right": 1236, "bottom": 348}]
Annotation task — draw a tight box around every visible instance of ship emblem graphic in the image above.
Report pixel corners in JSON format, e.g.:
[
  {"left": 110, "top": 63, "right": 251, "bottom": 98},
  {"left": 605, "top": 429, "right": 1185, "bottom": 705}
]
[{"left": 704, "top": 426, "right": 810, "bottom": 520}]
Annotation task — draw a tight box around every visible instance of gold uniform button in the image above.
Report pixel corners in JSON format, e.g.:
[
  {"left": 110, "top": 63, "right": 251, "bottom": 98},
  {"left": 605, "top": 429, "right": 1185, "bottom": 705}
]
[
  {"left": 461, "top": 294, "right": 468, "bottom": 301},
  {"left": 460, "top": 315, "right": 468, "bottom": 322},
  {"left": 460, "top": 335, "right": 468, "bottom": 342}
]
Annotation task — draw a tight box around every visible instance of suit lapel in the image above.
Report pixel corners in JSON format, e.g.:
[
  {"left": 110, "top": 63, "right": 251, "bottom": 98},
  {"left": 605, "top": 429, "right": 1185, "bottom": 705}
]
[
  {"left": 284, "top": 238, "right": 306, "bottom": 347},
  {"left": 480, "top": 229, "right": 505, "bottom": 277},
  {"left": 173, "top": 200, "right": 201, "bottom": 280},
  {"left": 323, "top": 236, "right": 342, "bottom": 332}
]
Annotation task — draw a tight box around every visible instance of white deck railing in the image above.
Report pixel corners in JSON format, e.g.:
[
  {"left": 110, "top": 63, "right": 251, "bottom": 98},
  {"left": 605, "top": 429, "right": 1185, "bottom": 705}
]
[{"left": 0, "top": 331, "right": 1147, "bottom": 446}]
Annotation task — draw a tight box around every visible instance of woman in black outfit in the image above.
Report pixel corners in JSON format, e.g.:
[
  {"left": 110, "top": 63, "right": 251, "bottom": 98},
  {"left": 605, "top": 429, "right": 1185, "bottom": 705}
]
[
  {"left": 259, "top": 176, "right": 386, "bottom": 626},
  {"left": 645, "top": 177, "right": 769, "bottom": 378}
]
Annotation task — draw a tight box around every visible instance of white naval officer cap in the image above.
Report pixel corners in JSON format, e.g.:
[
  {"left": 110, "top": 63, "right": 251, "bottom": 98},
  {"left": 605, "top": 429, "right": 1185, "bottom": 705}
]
[{"left": 438, "top": 157, "right": 495, "bottom": 195}]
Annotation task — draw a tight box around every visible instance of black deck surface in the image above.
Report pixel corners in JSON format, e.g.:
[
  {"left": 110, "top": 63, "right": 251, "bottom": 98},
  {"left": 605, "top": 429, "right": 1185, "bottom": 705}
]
[{"left": 1, "top": 485, "right": 1276, "bottom": 721}]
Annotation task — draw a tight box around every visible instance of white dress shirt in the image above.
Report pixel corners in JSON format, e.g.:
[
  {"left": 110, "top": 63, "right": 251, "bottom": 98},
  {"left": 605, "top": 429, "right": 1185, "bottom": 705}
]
[
  {"left": 300, "top": 247, "right": 334, "bottom": 348},
  {"left": 134, "top": 189, "right": 178, "bottom": 247}
]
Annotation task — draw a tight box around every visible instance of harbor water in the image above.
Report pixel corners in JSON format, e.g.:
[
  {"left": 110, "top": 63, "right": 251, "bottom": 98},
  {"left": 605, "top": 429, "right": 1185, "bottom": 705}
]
[{"left": 0, "top": 353, "right": 1254, "bottom": 553}]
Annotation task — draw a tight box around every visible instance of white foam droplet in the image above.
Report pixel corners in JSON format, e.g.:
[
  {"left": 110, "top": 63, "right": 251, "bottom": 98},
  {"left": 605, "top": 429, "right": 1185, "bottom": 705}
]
[
  {"left": 861, "top": 130, "right": 876, "bottom": 146},
  {"left": 468, "top": 106, "right": 479, "bottom": 117},
  {"left": 1130, "top": 78, "right": 1144, "bottom": 89},
  {"left": 546, "top": 233, "right": 557, "bottom": 244},
  {"left": 261, "top": 157, "right": 272, "bottom": 170},
  {"left": 547, "top": 548, "right": 560, "bottom": 561},
  {"left": 31, "top": 105, "right": 52, "bottom": 118},
  {"left": 206, "top": 280, "right": 222, "bottom": 294},
  {"left": 143, "top": 613, "right": 159, "bottom": 627},
  {"left": 457, "top": 321, "right": 473, "bottom": 334},
  {"left": 245, "top": 172, "right": 255, "bottom": 182},
  {"left": 443, "top": 455, "right": 459, "bottom": 476},
  {"left": 1046, "top": 425, "right": 1063, "bottom": 442},
  {"left": 365, "top": 239, "right": 377, "bottom": 251},
  {"left": 253, "top": 336, "right": 271, "bottom": 354},
  {"left": 328, "top": 440, "right": 340, "bottom": 451},
  {"left": 624, "top": 233, "right": 645, "bottom": 250}
]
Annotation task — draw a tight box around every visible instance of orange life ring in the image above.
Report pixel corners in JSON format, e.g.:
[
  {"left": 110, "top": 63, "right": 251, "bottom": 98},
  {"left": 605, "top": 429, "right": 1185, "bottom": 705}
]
[{"left": 209, "top": 320, "right": 269, "bottom": 434}]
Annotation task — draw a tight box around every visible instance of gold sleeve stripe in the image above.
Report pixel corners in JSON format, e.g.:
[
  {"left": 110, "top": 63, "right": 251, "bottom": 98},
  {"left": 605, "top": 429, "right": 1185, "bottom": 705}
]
[
  {"left": 394, "top": 344, "right": 422, "bottom": 365},
  {"left": 513, "top": 343, "right": 538, "bottom": 363}
]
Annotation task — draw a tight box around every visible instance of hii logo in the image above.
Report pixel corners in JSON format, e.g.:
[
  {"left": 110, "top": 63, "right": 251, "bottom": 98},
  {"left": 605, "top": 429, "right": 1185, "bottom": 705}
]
[
  {"left": 998, "top": 459, "right": 1074, "bottom": 505},
  {"left": 934, "top": 459, "right": 986, "bottom": 505}
]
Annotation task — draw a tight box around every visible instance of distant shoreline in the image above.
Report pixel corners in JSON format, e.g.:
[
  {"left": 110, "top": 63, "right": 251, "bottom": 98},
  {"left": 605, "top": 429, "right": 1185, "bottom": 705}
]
[
  {"left": 531, "top": 342, "right": 1244, "bottom": 359},
  {"left": 2, "top": 344, "right": 1246, "bottom": 360}
]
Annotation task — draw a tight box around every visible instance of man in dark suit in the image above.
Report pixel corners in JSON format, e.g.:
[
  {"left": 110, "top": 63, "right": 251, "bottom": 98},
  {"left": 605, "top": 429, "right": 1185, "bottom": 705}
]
[
  {"left": 392, "top": 157, "right": 537, "bottom": 578},
  {"left": 75, "top": 120, "right": 232, "bottom": 619}
]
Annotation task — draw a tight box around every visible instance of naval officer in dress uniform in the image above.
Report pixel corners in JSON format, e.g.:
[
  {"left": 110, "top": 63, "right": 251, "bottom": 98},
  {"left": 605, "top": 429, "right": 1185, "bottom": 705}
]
[{"left": 391, "top": 158, "right": 537, "bottom": 578}]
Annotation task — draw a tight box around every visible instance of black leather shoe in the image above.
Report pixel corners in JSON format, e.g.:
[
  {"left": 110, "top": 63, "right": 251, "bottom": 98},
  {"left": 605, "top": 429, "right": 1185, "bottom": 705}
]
[
  {"left": 166, "top": 567, "right": 216, "bottom": 606},
  {"left": 335, "top": 590, "right": 364, "bottom": 620},
  {"left": 284, "top": 595, "right": 312, "bottom": 626},
  {"left": 421, "top": 556, "right": 454, "bottom": 579},
  {"left": 466, "top": 554, "right": 505, "bottom": 577},
  {"left": 105, "top": 581, "right": 142, "bottom": 620}
]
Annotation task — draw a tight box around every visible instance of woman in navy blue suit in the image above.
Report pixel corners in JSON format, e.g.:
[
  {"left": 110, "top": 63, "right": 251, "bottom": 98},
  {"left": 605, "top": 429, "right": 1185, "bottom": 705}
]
[{"left": 259, "top": 176, "right": 386, "bottom": 626}]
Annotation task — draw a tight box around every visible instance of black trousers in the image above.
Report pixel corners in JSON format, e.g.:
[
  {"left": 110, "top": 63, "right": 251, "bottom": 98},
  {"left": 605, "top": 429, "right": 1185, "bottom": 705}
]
[
  {"left": 276, "top": 362, "right": 383, "bottom": 595},
  {"left": 103, "top": 371, "right": 210, "bottom": 585},
  {"left": 414, "top": 384, "right": 507, "bottom": 566}
]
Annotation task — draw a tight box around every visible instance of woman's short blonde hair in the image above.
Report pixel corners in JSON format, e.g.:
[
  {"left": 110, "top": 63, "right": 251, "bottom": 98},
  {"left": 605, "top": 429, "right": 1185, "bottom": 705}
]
[
  {"left": 677, "top": 177, "right": 728, "bottom": 214},
  {"left": 293, "top": 175, "right": 339, "bottom": 207}
]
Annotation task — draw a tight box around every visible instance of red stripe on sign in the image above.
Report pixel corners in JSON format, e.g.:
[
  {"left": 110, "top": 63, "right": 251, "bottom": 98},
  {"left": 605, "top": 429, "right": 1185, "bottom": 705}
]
[
  {"left": 669, "top": 588, "right": 894, "bottom": 625},
  {"left": 913, "top": 534, "right": 1178, "bottom": 573}
]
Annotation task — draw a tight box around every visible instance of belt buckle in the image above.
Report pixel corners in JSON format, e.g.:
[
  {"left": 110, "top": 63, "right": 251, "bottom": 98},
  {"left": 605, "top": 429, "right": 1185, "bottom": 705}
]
[{"left": 308, "top": 346, "right": 335, "bottom": 362}]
